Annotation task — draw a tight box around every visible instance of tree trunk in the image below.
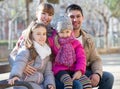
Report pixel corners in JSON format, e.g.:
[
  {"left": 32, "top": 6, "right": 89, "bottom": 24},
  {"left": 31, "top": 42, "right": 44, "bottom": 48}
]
[
  {"left": 103, "top": 16, "right": 109, "bottom": 49},
  {"left": 40, "top": 0, "right": 44, "bottom": 3},
  {"left": 25, "top": 0, "right": 29, "bottom": 26},
  {"left": 96, "top": 10, "right": 109, "bottom": 49}
]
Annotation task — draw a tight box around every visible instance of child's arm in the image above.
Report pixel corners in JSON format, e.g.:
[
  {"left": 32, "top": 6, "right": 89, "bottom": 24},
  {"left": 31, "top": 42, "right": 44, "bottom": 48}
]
[
  {"left": 47, "top": 84, "right": 55, "bottom": 89},
  {"left": 8, "top": 76, "right": 20, "bottom": 85},
  {"left": 72, "top": 70, "right": 82, "bottom": 80},
  {"left": 43, "top": 57, "right": 56, "bottom": 89},
  {"left": 8, "top": 35, "right": 24, "bottom": 67},
  {"left": 73, "top": 40, "right": 86, "bottom": 74},
  {"left": 10, "top": 48, "right": 29, "bottom": 79}
]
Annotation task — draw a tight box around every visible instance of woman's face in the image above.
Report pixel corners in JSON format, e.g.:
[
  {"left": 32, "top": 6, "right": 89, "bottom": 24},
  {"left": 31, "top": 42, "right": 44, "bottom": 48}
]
[
  {"left": 36, "top": 11, "right": 53, "bottom": 26},
  {"left": 32, "top": 26, "right": 47, "bottom": 46}
]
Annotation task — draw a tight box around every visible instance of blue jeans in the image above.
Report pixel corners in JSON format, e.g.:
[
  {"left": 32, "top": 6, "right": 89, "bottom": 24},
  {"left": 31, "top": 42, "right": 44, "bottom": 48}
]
[
  {"left": 85, "top": 70, "right": 114, "bottom": 89},
  {"left": 55, "top": 78, "right": 83, "bottom": 89},
  {"left": 55, "top": 70, "right": 114, "bottom": 89}
]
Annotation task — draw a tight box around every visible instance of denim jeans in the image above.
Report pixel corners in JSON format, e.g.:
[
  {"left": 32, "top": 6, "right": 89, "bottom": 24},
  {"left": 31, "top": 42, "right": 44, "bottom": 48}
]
[
  {"left": 55, "top": 78, "right": 83, "bottom": 89},
  {"left": 55, "top": 70, "right": 114, "bottom": 89},
  {"left": 85, "top": 70, "right": 114, "bottom": 89}
]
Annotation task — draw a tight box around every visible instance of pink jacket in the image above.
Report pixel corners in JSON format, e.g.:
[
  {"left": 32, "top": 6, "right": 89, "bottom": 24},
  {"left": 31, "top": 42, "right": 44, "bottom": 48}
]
[{"left": 48, "top": 32, "right": 86, "bottom": 75}]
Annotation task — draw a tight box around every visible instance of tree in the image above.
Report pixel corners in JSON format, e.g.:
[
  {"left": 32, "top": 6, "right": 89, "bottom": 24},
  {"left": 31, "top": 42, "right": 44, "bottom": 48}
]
[
  {"left": 47, "top": 0, "right": 59, "bottom": 4},
  {"left": 26, "top": 0, "right": 33, "bottom": 25},
  {"left": 104, "top": 0, "right": 120, "bottom": 18}
]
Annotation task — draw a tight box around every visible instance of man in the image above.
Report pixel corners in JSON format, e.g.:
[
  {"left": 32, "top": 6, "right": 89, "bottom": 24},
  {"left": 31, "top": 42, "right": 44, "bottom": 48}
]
[{"left": 65, "top": 4, "right": 114, "bottom": 89}]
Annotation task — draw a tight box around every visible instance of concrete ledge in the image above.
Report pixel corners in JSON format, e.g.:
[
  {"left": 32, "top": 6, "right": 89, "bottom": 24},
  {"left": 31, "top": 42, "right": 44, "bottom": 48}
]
[
  {"left": 0, "top": 62, "right": 11, "bottom": 74},
  {"left": 98, "top": 47, "right": 120, "bottom": 54}
]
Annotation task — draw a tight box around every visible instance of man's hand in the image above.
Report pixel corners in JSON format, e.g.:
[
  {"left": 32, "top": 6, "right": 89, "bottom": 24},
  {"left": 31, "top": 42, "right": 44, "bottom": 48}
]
[
  {"left": 89, "top": 73, "right": 100, "bottom": 87},
  {"left": 24, "top": 61, "right": 37, "bottom": 76},
  {"left": 72, "top": 71, "right": 82, "bottom": 80}
]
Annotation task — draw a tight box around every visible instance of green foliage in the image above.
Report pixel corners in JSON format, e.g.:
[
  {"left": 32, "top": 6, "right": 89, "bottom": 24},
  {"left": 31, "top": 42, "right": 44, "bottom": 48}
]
[
  {"left": 104, "top": 0, "right": 120, "bottom": 18},
  {"left": 0, "top": 40, "right": 17, "bottom": 46},
  {"left": 47, "top": 0, "right": 59, "bottom": 4},
  {"left": 0, "top": 40, "right": 8, "bottom": 46},
  {"left": 11, "top": 10, "right": 16, "bottom": 18}
]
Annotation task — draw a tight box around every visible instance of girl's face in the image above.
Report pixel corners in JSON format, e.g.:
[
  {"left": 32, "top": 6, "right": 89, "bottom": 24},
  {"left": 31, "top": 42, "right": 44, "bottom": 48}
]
[
  {"left": 58, "top": 29, "right": 72, "bottom": 38},
  {"left": 36, "top": 11, "right": 53, "bottom": 26},
  {"left": 32, "top": 26, "right": 47, "bottom": 46}
]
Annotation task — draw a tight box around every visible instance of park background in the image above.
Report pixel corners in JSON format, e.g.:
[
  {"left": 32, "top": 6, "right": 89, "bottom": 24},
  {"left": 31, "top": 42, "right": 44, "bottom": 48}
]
[{"left": 0, "top": 0, "right": 120, "bottom": 89}]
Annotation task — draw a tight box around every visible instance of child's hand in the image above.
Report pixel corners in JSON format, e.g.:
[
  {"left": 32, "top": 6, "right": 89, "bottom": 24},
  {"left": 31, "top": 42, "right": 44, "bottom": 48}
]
[
  {"left": 47, "top": 84, "right": 55, "bottom": 89},
  {"left": 72, "top": 71, "right": 82, "bottom": 80},
  {"left": 8, "top": 77, "right": 20, "bottom": 85}
]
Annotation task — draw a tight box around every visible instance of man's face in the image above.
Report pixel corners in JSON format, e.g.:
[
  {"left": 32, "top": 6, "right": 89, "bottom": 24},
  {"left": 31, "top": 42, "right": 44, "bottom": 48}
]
[{"left": 67, "top": 10, "right": 84, "bottom": 30}]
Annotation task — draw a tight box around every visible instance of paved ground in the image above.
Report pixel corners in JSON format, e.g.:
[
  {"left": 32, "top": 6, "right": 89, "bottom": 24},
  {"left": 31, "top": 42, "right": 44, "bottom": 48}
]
[
  {"left": 101, "top": 53, "right": 120, "bottom": 89},
  {"left": 0, "top": 53, "right": 120, "bottom": 89}
]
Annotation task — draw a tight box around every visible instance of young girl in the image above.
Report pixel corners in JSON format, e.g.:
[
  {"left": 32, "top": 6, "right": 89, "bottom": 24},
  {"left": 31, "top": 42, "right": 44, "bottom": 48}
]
[
  {"left": 48, "top": 15, "right": 92, "bottom": 89},
  {"left": 8, "top": 22, "right": 55, "bottom": 89}
]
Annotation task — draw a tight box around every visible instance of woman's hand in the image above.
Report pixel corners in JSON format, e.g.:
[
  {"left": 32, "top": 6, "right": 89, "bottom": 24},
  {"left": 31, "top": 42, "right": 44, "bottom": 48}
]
[
  {"left": 8, "top": 77, "right": 20, "bottom": 85},
  {"left": 72, "top": 71, "right": 82, "bottom": 80},
  {"left": 47, "top": 84, "right": 55, "bottom": 89},
  {"left": 24, "top": 61, "right": 37, "bottom": 76}
]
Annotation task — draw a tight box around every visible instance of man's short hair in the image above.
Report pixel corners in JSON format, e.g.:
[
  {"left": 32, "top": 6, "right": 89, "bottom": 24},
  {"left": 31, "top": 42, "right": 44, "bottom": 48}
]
[{"left": 66, "top": 4, "right": 83, "bottom": 16}]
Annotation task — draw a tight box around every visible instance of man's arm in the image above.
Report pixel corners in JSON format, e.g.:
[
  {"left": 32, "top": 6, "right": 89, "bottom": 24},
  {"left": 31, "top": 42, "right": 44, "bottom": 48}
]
[
  {"left": 87, "top": 35, "right": 103, "bottom": 76},
  {"left": 86, "top": 34, "right": 103, "bottom": 87}
]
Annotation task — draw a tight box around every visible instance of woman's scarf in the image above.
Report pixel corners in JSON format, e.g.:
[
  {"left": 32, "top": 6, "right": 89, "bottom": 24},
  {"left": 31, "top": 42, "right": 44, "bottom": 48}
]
[{"left": 55, "top": 36, "right": 76, "bottom": 67}]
